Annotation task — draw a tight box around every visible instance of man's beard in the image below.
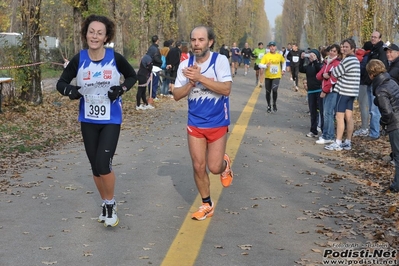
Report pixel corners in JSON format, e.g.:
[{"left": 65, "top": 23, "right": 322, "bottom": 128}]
[{"left": 195, "top": 47, "right": 209, "bottom": 58}]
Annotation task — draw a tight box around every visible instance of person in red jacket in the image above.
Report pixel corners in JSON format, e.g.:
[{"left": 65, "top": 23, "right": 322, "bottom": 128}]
[
  {"left": 315, "top": 44, "right": 341, "bottom": 144},
  {"left": 180, "top": 45, "right": 190, "bottom": 62}
]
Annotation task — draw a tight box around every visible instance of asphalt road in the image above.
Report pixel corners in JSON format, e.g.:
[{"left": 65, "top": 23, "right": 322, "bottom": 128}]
[{"left": 0, "top": 69, "right": 361, "bottom": 266}]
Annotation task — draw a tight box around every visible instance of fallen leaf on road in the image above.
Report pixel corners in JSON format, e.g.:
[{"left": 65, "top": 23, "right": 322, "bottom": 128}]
[
  {"left": 296, "top": 230, "right": 309, "bottom": 234},
  {"left": 42, "top": 261, "right": 57, "bottom": 265},
  {"left": 388, "top": 206, "right": 396, "bottom": 214},
  {"left": 238, "top": 244, "right": 252, "bottom": 250},
  {"left": 83, "top": 251, "right": 92, "bottom": 257},
  {"left": 314, "top": 242, "right": 327, "bottom": 247},
  {"left": 366, "top": 180, "right": 379, "bottom": 187}
]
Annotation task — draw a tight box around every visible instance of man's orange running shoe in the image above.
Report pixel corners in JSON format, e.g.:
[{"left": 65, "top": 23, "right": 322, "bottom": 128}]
[
  {"left": 191, "top": 202, "right": 214, "bottom": 221},
  {"left": 220, "top": 153, "right": 233, "bottom": 187}
]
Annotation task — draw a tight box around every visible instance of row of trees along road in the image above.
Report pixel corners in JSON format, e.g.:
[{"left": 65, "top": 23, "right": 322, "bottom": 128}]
[
  {"left": 2, "top": 0, "right": 399, "bottom": 105},
  {"left": 0, "top": 0, "right": 270, "bottom": 105},
  {"left": 274, "top": 0, "right": 399, "bottom": 50}
]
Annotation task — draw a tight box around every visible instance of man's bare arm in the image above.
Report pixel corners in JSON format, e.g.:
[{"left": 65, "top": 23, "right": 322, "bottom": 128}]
[
  {"left": 172, "top": 82, "right": 194, "bottom": 101},
  {"left": 183, "top": 65, "right": 232, "bottom": 96}
]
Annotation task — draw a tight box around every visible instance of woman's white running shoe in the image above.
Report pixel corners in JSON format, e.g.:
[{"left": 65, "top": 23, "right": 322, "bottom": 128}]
[{"left": 104, "top": 203, "right": 119, "bottom": 227}]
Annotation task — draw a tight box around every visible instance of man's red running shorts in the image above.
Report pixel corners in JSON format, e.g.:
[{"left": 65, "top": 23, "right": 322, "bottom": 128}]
[{"left": 187, "top": 126, "right": 228, "bottom": 143}]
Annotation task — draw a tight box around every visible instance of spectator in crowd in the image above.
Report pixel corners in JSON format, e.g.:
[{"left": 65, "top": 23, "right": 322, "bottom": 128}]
[
  {"left": 384, "top": 43, "right": 399, "bottom": 166},
  {"left": 146, "top": 35, "right": 163, "bottom": 101},
  {"left": 325, "top": 38, "right": 360, "bottom": 151},
  {"left": 319, "top": 46, "right": 329, "bottom": 60},
  {"left": 160, "top": 40, "right": 170, "bottom": 97},
  {"left": 353, "top": 41, "right": 373, "bottom": 137},
  {"left": 180, "top": 45, "right": 190, "bottom": 62},
  {"left": 363, "top": 31, "right": 389, "bottom": 140},
  {"left": 366, "top": 59, "right": 399, "bottom": 193},
  {"left": 384, "top": 43, "right": 399, "bottom": 84},
  {"left": 166, "top": 40, "right": 182, "bottom": 98},
  {"left": 136, "top": 54, "right": 155, "bottom": 110},
  {"left": 316, "top": 44, "right": 341, "bottom": 144},
  {"left": 299, "top": 48, "right": 323, "bottom": 138}
]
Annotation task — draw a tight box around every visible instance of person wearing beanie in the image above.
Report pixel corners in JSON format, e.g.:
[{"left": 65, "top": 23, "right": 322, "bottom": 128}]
[
  {"left": 299, "top": 48, "right": 323, "bottom": 138},
  {"left": 383, "top": 43, "right": 399, "bottom": 166},
  {"left": 310, "top": 49, "right": 321, "bottom": 61},
  {"left": 385, "top": 43, "right": 399, "bottom": 85}
]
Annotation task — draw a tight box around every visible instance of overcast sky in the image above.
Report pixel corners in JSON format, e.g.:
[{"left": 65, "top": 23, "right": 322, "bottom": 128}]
[{"left": 265, "top": 0, "right": 283, "bottom": 28}]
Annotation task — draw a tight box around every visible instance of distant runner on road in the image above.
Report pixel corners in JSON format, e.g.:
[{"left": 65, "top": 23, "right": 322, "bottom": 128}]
[{"left": 259, "top": 41, "right": 286, "bottom": 113}]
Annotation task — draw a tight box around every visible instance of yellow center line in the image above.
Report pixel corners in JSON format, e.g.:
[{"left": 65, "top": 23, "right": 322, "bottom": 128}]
[{"left": 161, "top": 85, "right": 262, "bottom": 266}]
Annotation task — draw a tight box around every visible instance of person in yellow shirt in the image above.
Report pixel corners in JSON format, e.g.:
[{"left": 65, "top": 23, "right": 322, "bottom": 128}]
[{"left": 259, "top": 41, "right": 286, "bottom": 113}]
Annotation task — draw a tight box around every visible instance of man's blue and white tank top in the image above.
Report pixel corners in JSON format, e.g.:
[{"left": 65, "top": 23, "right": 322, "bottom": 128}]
[
  {"left": 175, "top": 52, "right": 232, "bottom": 128},
  {"left": 76, "top": 48, "right": 122, "bottom": 124}
]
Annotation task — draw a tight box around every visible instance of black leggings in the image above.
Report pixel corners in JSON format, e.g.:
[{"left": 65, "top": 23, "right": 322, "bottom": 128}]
[
  {"left": 81, "top": 122, "right": 120, "bottom": 176},
  {"left": 265, "top": 78, "right": 280, "bottom": 106},
  {"left": 136, "top": 85, "right": 148, "bottom": 106},
  {"left": 291, "top": 65, "right": 299, "bottom": 86}
]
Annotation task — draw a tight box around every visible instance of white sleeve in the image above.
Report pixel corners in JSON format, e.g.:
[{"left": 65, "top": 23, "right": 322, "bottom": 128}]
[
  {"left": 175, "top": 60, "right": 189, "bottom": 87},
  {"left": 215, "top": 54, "right": 233, "bottom": 82}
]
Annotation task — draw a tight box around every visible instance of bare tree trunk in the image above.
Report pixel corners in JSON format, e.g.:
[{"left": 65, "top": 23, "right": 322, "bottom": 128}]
[
  {"left": 73, "top": 8, "right": 82, "bottom": 53},
  {"left": 19, "top": 0, "right": 42, "bottom": 105},
  {"left": 112, "top": 0, "right": 123, "bottom": 55},
  {"left": 73, "top": 0, "right": 88, "bottom": 53},
  {"left": 10, "top": 0, "right": 19, "bottom": 32},
  {"left": 138, "top": 0, "right": 149, "bottom": 57}
]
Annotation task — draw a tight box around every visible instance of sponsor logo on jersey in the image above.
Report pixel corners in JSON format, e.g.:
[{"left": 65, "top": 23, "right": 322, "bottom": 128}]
[
  {"left": 83, "top": 71, "right": 91, "bottom": 80},
  {"left": 103, "top": 70, "right": 112, "bottom": 79},
  {"left": 93, "top": 71, "right": 102, "bottom": 78}
]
